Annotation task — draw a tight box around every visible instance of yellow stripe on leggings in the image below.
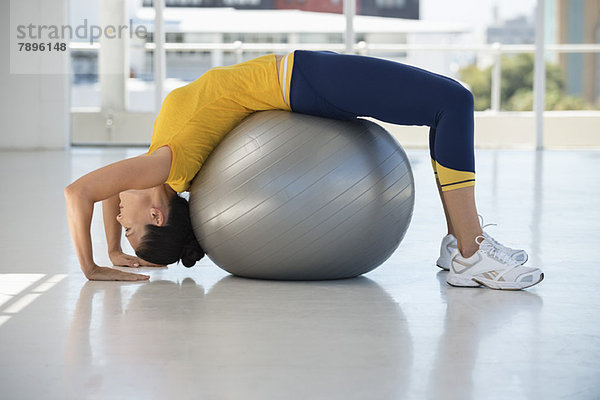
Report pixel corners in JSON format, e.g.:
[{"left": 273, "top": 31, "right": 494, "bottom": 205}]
[{"left": 435, "top": 160, "right": 475, "bottom": 192}]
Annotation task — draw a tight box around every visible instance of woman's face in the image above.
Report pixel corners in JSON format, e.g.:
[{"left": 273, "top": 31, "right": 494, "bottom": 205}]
[{"left": 117, "top": 189, "right": 158, "bottom": 250}]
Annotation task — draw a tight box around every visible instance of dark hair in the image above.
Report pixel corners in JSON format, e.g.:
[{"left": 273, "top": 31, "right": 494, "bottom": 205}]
[{"left": 136, "top": 195, "right": 204, "bottom": 267}]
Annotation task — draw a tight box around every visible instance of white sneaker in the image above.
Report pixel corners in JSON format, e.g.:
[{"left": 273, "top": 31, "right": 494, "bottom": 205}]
[
  {"left": 446, "top": 235, "right": 544, "bottom": 290},
  {"left": 478, "top": 215, "right": 528, "bottom": 265},
  {"left": 436, "top": 215, "right": 528, "bottom": 270},
  {"left": 436, "top": 234, "right": 458, "bottom": 271}
]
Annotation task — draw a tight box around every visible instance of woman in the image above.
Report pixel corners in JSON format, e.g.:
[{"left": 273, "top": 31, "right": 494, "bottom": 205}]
[{"left": 65, "top": 49, "right": 543, "bottom": 289}]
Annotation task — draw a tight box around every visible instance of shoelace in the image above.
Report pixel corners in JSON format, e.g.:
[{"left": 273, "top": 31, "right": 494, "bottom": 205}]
[
  {"left": 478, "top": 214, "right": 511, "bottom": 252},
  {"left": 478, "top": 214, "right": 495, "bottom": 229},
  {"left": 475, "top": 235, "right": 519, "bottom": 266}
]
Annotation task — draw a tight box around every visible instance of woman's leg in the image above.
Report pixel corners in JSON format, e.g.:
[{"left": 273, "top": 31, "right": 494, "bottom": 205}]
[
  {"left": 432, "top": 160, "right": 480, "bottom": 258},
  {"left": 290, "top": 50, "right": 481, "bottom": 254},
  {"left": 434, "top": 171, "right": 455, "bottom": 237},
  {"left": 429, "top": 128, "right": 481, "bottom": 257},
  {"left": 289, "top": 50, "right": 543, "bottom": 289},
  {"left": 441, "top": 186, "right": 481, "bottom": 257}
]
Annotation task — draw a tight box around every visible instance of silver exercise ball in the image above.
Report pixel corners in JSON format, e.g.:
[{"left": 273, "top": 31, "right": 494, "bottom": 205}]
[{"left": 189, "top": 110, "right": 415, "bottom": 280}]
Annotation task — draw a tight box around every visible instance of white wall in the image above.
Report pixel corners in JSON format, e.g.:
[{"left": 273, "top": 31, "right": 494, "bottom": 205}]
[{"left": 0, "top": 0, "right": 70, "bottom": 149}]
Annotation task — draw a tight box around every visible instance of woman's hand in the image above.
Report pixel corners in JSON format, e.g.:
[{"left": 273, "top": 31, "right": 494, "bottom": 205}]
[
  {"left": 109, "top": 250, "right": 167, "bottom": 268},
  {"left": 87, "top": 265, "right": 150, "bottom": 281}
]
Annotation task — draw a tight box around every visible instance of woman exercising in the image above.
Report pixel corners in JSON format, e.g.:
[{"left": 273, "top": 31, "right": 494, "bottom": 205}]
[{"left": 65, "top": 49, "right": 543, "bottom": 289}]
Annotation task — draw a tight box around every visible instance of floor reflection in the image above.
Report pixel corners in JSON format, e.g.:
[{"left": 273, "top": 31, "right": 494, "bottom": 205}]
[
  {"left": 429, "top": 271, "right": 543, "bottom": 400},
  {"left": 65, "top": 276, "right": 413, "bottom": 399}
]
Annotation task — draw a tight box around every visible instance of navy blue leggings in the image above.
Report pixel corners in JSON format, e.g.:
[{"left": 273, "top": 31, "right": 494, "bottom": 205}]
[{"left": 288, "top": 50, "right": 476, "bottom": 191}]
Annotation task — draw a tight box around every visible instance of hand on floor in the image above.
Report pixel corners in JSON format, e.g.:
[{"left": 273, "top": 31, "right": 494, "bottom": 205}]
[{"left": 87, "top": 265, "right": 150, "bottom": 281}]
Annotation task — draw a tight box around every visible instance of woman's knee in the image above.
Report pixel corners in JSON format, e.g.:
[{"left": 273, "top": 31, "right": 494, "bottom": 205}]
[
  {"left": 449, "top": 84, "right": 475, "bottom": 112},
  {"left": 433, "top": 83, "right": 474, "bottom": 127}
]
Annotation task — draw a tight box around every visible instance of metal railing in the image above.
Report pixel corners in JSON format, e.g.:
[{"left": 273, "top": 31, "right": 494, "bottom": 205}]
[
  {"left": 70, "top": 40, "right": 600, "bottom": 115},
  {"left": 70, "top": 39, "right": 600, "bottom": 150}
]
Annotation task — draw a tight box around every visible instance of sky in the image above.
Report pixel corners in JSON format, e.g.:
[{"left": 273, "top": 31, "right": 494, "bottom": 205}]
[{"left": 420, "top": 0, "right": 538, "bottom": 33}]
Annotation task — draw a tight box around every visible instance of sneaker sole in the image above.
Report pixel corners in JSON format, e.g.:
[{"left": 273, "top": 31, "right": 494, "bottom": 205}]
[
  {"left": 446, "top": 280, "right": 482, "bottom": 288},
  {"left": 473, "top": 273, "right": 544, "bottom": 290},
  {"left": 436, "top": 256, "right": 450, "bottom": 271},
  {"left": 446, "top": 275, "right": 482, "bottom": 288}
]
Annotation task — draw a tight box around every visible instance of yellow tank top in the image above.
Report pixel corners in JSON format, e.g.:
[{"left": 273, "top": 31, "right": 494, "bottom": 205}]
[{"left": 147, "top": 51, "right": 296, "bottom": 193}]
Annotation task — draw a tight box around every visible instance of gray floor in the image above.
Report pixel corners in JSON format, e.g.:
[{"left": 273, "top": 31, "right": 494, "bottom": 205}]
[{"left": 0, "top": 147, "right": 599, "bottom": 399}]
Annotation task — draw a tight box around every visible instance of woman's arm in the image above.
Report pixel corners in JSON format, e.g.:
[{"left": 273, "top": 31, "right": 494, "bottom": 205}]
[
  {"left": 65, "top": 146, "right": 172, "bottom": 280},
  {"left": 103, "top": 194, "right": 125, "bottom": 256}
]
